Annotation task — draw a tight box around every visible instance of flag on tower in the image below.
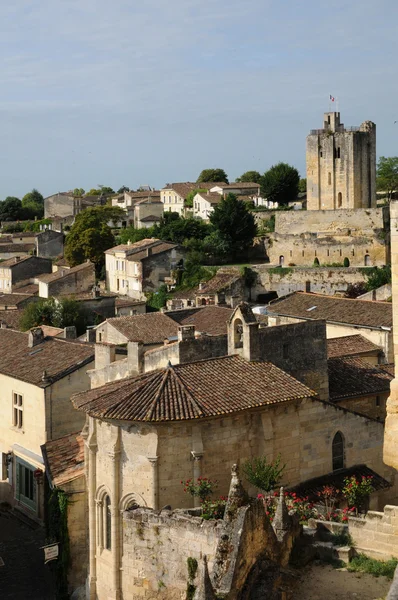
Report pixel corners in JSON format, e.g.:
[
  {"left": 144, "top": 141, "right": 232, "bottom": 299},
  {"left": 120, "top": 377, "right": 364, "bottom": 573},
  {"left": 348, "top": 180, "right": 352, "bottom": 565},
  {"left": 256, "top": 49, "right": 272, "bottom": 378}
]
[{"left": 330, "top": 95, "right": 335, "bottom": 102}]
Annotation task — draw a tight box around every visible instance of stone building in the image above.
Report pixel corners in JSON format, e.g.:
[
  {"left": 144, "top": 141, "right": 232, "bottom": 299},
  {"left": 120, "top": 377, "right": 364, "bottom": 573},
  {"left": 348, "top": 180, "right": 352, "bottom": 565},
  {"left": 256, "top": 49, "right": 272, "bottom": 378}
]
[
  {"left": 38, "top": 261, "right": 95, "bottom": 298},
  {"left": 105, "top": 238, "right": 185, "bottom": 299},
  {"left": 306, "top": 111, "right": 376, "bottom": 210},
  {"left": 65, "top": 303, "right": 398, "bottom": 598},
  {"left": 44, "top": 191, "right": 110, "bottom": 219},
  {"left": 267, "top": 291, "right": 393, "bottom": 362},
  {"left": 0, "top": 328, "right": 94, "bottom": 521},
  {"left": 0, "top": 256, "right": 52, "bottom": 292}
]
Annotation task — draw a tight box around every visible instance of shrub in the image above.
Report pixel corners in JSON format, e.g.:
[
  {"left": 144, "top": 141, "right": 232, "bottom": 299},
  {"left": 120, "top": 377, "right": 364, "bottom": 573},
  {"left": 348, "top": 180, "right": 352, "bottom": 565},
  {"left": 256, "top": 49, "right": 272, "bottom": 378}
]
[
  {"left": 242, "top": 454, "right": 285, "bottom": 493},
  {"left": 201, "top": 497, "right": 227, "bottom": 520},
  {"left": 181, "top": 477, "right": 217, "bottom": 503},
  {"left": 342, "top": 475, "right": 374, "bottom": 512},
  {"left": 347, "top": 554, "right": 398, "bottom": 579}
]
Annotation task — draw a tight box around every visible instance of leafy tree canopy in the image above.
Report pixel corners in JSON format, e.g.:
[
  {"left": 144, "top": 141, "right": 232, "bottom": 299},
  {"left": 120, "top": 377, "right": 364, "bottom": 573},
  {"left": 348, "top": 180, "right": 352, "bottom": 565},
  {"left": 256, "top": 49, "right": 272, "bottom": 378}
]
[
  {"left": 117, "top": 186, "right": 130, "bottom": 193},
  {"left": 0, "top": 197, "right": 24, "bottom": 221},
  {"left": 298, "top": 178, "right": 307, "bottom": 193},
  {"left": 99, "top": 186, "right": 115, "bottom": 194},
  {"left": 64, "top": 206, "right": 124, "bottom": 272},
  {"left": 209, "top": 193, "right": 257, "bottom": 259},
  {"left": 20, "top": 297, "right": 88, "bottom": 334},
  {"left": 376, "top": 156, "right": 398, "bottom": 201},
  {"left": 86, "top": 188, "right": 101, "bottom": 196},
  {"left": 22, "top": 188, "right": 44, "bottom": 207},
  {"left": 261, "top": 162, "right": 300, "bottom": 205},
  {"left": 236, "top": 171, "right": 261, "bottom": 184},
  {"left": 73, "top": 188, "right": 85, "bottom": 197},
  {"left": 197, "top": 168, "right": 229, "bottom": 184}
]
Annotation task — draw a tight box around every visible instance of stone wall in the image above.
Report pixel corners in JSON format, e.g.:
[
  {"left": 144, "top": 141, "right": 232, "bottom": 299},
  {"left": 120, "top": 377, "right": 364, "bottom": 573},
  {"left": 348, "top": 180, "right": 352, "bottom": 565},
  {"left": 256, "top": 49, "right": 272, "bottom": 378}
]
[
  {"left": 63, "top": 476, "right": 88, "bottom": 591},
  {"left": 42, "top": 262, "right": 95, "bottom": 298},
  {"left": 358, "top": 283, "right": 392, "bottom": 302},
  {"left": 141, "top": 248, "right": 185, "bottom": 294},
  {"left": 275, "top": 207, "right": 386, "bottom": 236},
  {"left": 336, "top": 392, "right": 389, "bottom": 422},
  {"left": 252, "top": 265, "right": 369, "bottom": 298},
  {"left": 10, "top": 256, "right": 52, "bottom": 286},
  {"left": 35, "top": 230, "right": 64, "bottom": 258},
  {"left": 45, "top": 194, "right": 75, "bottom": 218},
  {"left": 348, "top": 506, "right": 398, "bottom": 560}
]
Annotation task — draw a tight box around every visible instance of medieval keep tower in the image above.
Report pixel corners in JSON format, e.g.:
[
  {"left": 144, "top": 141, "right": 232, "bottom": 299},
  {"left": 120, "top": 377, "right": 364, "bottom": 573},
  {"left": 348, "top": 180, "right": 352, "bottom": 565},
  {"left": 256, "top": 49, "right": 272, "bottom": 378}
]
[{"left": 306, "top": 112, "right": 376, "bottom": 211}]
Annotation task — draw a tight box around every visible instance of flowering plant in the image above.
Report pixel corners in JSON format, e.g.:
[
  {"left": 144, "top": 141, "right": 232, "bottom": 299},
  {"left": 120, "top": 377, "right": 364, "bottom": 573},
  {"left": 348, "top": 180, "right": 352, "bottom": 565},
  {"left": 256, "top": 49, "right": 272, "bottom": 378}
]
[
  {"left": 258, "top": 491, "right": 317, "bottom": 523},
  {"left": 342, "top": 475, "right": 374, "bottom": 511},
  {"left": 181, "top": 477, "right": 218, "bottom": 503},
  {"left": 316, "top": 485, "right": 341, "bottom": 520},
  {"left": 201, "top": 497, "right": 227, "bottom": 520}
]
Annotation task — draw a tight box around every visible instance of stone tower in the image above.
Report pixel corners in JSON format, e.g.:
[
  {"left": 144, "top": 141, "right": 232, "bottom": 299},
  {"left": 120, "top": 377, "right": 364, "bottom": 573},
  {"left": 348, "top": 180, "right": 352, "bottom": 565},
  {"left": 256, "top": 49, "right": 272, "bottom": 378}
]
[
  {"left": 384, "top": 201, "right": 398, "bottom": 469},
  {"left": 306, "top": 112, "right": 376, "bottom": 211}
]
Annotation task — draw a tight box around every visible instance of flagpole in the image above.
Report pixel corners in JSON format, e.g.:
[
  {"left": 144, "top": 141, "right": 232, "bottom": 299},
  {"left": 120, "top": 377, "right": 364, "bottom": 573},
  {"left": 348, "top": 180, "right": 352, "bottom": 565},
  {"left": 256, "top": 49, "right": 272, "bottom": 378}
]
[{"left": 336, "top": 97, "right": 339, "bottom": 114}]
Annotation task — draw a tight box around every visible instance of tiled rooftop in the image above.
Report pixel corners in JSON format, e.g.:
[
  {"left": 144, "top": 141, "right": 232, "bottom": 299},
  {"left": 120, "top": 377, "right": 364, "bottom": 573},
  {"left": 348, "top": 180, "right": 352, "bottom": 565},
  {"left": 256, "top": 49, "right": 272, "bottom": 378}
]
[
  {"left": 0, "top": 293, "right": 34, "bottom": 307},
  {"left": 72, "top": 355, "right": 315, "bottom": 422},
  {"left": 38, "top": 261, "right": 93, "bottom": 283},
  {"left": 0, "top": 309, "right": 25, "bottom": 330},
  {"left": 168, "top": 305, "right": 234, "bottom": 336},
  {"left": 268, "top": 292, "right": 393, "bottom": 329},
  {"left": 105, "top": 239, "right": 177, "bottom": 261},
  {"left": 0, "top": 328, "right": 94, "bottom": 386},
  {"left": 105, "top": 312, "right": 178, "bottom": 344},
  {"left": 327, "top": 335, "right": 382, "bottom": 358},
  {"left": 41, "top": 432, "right": 84, "bottom": 486},
  {"left": 328, "top": 356, "right": 393, "bottom": 401},
  {"left": 196, "top": 269, "right": 241, "bottom": 295}
]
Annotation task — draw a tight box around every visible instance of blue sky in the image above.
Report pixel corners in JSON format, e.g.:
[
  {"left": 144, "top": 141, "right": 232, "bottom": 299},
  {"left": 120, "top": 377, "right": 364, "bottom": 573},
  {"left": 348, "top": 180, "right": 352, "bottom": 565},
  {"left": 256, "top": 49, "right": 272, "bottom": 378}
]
[{"left": 1, "top": 0, "right": 397, "bottom": 197}]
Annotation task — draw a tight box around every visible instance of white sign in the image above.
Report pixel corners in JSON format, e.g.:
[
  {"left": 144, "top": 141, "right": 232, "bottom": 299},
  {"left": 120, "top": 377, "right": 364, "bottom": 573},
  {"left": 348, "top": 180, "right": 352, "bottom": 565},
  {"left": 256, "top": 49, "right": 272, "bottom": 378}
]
[{"left": 42, "top": 543, "right": 59, "bottom": 564}]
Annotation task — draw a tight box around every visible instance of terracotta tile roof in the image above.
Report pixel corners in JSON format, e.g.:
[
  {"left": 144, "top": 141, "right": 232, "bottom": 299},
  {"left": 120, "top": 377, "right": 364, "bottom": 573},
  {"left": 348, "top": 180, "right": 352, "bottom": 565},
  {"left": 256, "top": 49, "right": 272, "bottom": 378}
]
[
  {"left": 213, "top": 182, "right": 261, "bottom": 189},
  {"left": 162, "top": 182, "right": 224, "bottom": 198},
  {"left": 105, "top": 238, "right": 158, "bottom": 254},
  {"left": 125, "top": 191, "right": 160, "bottom": 200},
  {"left": 0, "top": 255, "right": 34, "bottom": 268},
  {"left": 38, "top": 261, "right": 94, "bottom": 283},
  {"left": 0, "top": 293, "right": 34, "bottom": 307},
  {"left": 288, "top": 464, "right": 390, "bottom": 501},
  {"left": 328, "top": 356, "right": 393, "bottom": 401},
  {"left": 168, "top": 306, "right": 233, "bottom": 336},
  {"left": 41, "top": 432, "right": 84, "bottom": 487},
  {"left": 105, "top": 239, "right": 177, "bottom": 260},
  {"left": 127, "top": 242, "right": 177, "bottom": 262},
  {"left": 0, "top": 309, "right": 25, "bottom": 330},
  {"left": 115, "top": 298, "right": 146, "bottom": 308},
  {"left": 196, "top": 192, "right": 224, "bottom": 206},
  {"left": 327, "top": 335, "right": 382, "bottom": 358},
  {"left": 12, "top": 282, "right": 39, "bottom": 295},
  {"left": 0, "top": 328, "right": 94, "bottom": 386},
  {"left": 196, "top": 269, "right": 241, "bottom": 295},
  {"left": 105, "top": 312, "right": 178, "bottom": 344},
  {"left": 268, "top": 292, "right": 392, "bottom": 329},
  {"left": 139, "top": 215, "right": 161, "bottom": 223},
  {"left": 379, "top": 363, "right": 395, "bottom": 377},
  {"left": 72, "top": 355, "right": 315, "bottom": 422},
  {"left": 0, "top": 243, "right": 35, "bottom": 253}
]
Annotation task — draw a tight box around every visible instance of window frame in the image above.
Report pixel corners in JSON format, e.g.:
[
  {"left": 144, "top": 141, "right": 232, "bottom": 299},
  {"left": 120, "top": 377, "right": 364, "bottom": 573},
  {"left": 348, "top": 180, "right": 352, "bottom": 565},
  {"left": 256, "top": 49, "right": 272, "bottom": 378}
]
[{"left": 12, "top": 392, "right": 23, "bottom": 430}]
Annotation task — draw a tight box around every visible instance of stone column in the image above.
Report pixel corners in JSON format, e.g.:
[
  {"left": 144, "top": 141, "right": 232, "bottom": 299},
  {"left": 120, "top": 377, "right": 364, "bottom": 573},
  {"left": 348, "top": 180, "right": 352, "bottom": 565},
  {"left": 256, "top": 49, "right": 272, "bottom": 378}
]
[
  {"left": 110, "top": 431, "right": 121, "bottom": 600},
  {"left": 86, "top": 425, "right": 98, "bottom": 600},
  {"left": 191, "top": 452, "right": 203, "bottom": 508},
  {"left": 148, "top": 457, "right": 159, "bottom": 510}
]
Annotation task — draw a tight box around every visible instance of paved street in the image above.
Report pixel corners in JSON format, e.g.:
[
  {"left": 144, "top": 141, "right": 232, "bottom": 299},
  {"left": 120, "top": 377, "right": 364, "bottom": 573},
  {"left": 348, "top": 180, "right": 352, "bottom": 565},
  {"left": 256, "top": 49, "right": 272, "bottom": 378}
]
[{"left": 0, "top": 509, "right": 55, "bottom": 599}]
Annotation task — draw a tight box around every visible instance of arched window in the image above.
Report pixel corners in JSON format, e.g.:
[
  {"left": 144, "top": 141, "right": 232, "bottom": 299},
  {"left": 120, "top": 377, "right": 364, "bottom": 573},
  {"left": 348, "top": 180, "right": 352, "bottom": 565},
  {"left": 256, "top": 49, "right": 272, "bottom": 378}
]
[
  {"left": 337, "top": 192, "right": 342, "bottom": 208},
  {"left": 279, "top": 255, "right": 284, "bottom": 266},
  {"left": 332, "top": 432, "right": 345, "bottom": 471},
  {"left": 234, "top": 318, "right": 243, "bottom": 349},
  {"left": 364, "top": 254, "right": 371, "bottom": 266},
  {"left": 105, "top": 495, "right": 111, "bottom": 550},
  {"left": 96, "top": 487, "right": 112, "bottom": 551}
]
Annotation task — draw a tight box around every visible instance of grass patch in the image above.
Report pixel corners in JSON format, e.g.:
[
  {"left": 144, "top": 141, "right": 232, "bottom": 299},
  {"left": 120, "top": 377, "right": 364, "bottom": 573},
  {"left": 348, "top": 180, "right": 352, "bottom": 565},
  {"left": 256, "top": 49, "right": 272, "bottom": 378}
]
[{"left": 347, "top": 554, "right": 398, "bottom": 579}]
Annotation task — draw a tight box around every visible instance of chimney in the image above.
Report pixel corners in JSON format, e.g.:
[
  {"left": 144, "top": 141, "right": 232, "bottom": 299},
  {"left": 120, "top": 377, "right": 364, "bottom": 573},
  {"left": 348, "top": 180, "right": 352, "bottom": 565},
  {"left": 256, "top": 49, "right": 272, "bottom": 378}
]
[
  {"left": 127, "top": 341, "right": 144, "bottom": 374},
  {"left": 95, "top": 344, "right": 116, "bottom": 370},
  {"left": 28, "top": 327, "right": 44, "bottom": 348},
  {"left": 86, "top": 327, "right": 96, "bottom": 343},
  {"left": 178, "top": 325, "right": 195, "bottom": 342},
  {"left": 63, "top": 326, "right": 77, "bottom": 339}
]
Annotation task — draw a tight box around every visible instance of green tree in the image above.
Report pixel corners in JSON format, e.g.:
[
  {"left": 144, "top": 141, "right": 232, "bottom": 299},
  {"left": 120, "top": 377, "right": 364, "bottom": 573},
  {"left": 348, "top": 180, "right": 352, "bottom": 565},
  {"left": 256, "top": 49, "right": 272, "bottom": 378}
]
[
  {"left": 185, "top": 188, "right": 206, "bottom": 209},
  {"left": 261, "top": 162, "right": 300, "bottom": 205},
  {"left": 117, "top": 186, "right": 130, "bottom": 193},
  {"left": 86, "top": 188, "right": 101, "bottom": 196},
  {"left": 99, "top": 186, "right": 115, "bottom": 194},
  {"left": 0, "top": 197, "right": 24, "bottom": 221},
  {"left": 20, "top": 297, "right": 87, "bottom": 334},
  {"left": 376, "top": 156, "right": 398, "bottom": 201},
  {"left": 242, "top": 454, "right": 285, "bottom": 493},
  {"left": 22, "top": 188, "right": 44, "bottom": 207},
  {"left": 155, "top": 214, "right": 211, "bottom": 244},
  {"left": 236, "top": 170, "right": 261, "bottom": 184},
  {"left": 209, "top": 193, "right": 257, "bottom": 260},
  {"left": 146, "top": 284, "right": 169, "bottom": 311},
  {"left": 298, "top": 178, "right": 307, "bottom": 193},
  {"left": 65, "top": 206, "right": 123, "bottom": 273},
  {"left": 197, "top": 168, "right": 228, "bottom": 184},
  {"left": 73, "top": 188, "right": 85, "bottom": 197}
]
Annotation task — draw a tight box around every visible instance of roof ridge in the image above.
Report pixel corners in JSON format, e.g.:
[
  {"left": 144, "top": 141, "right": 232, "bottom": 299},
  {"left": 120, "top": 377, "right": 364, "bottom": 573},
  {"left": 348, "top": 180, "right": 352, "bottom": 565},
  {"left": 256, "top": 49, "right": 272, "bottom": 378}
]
[
  {"left": 167, "top": 365, "right": 204, "bottom": 417},
  {"left": 296, "top": 291, "right": 391, "bottom": 305}
]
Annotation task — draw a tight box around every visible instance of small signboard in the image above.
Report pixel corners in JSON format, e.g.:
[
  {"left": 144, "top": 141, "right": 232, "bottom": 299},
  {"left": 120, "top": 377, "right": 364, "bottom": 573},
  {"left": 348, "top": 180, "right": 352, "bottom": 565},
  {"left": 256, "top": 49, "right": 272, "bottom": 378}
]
[{"left": 41, "top": 543, "right": 59, "bottom": 564}]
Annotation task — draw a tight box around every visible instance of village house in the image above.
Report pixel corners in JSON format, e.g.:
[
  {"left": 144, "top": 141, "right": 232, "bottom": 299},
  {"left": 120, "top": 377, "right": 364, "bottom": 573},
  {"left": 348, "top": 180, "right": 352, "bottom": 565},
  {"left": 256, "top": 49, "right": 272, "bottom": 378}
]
[
  {"left": 44, "top": 191, "right": 112, "bottom": 219},
  {"left": 0, "top": 256, "right": 52, "bottom": 293},
  {"left": 0, "top": 327, "right": 94, "bottom": 522},
  {"left": 38, "top": 261, "right": 95, "bottom": 299},
  {"left": 267, "top": 291, "right": 393, "bottom": 362},
  {"left": 192, "top": 191, "right": 224, "bottom": 220},
  {"left": 166, "top": 267, "right": 246, "bottom": 310},
  {"left": 105, "top": 238, "right": 185, "bottom": 300},
  {"left": 209, "top": 181, "right": 261, "bottom": 196},
  {"left": 111, "top": 190, "right": 161, "bottom": 226},
  {"left": 67, "top": 303, "right": 397, "bottom": 599},
  {"left": 160, "top": 182, "right": 222, "bottom": 215},
  {"left": 115, "top": 298, "right": 146, "bottom": 317},
  {"left": 94, "top": 305, "right": 234, "bottom": 347},
  {"left": 133, "top": 197, "right": 163, "bottom": 229}
]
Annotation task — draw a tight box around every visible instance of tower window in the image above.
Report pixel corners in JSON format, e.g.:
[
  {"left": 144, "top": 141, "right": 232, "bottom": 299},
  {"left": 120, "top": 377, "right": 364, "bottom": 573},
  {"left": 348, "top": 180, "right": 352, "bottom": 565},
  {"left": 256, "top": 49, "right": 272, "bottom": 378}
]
[
  {"left": 320, "top": 151, "right": 323, "bottom": 158},
  {"left": 337, "top": 147, "right": 341, "bottom": 159},
  {"left": 337, "top": 192, "right": 342, "bottom": 208},
  {"left": 328, "top": 115, "right": 331, "bottom": 125},
  {"left": 332, "top": 432, "right": 345, "bottom": 471},
  {"left": 328, "top": 172, "right": 332, "bottom": 185}
]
